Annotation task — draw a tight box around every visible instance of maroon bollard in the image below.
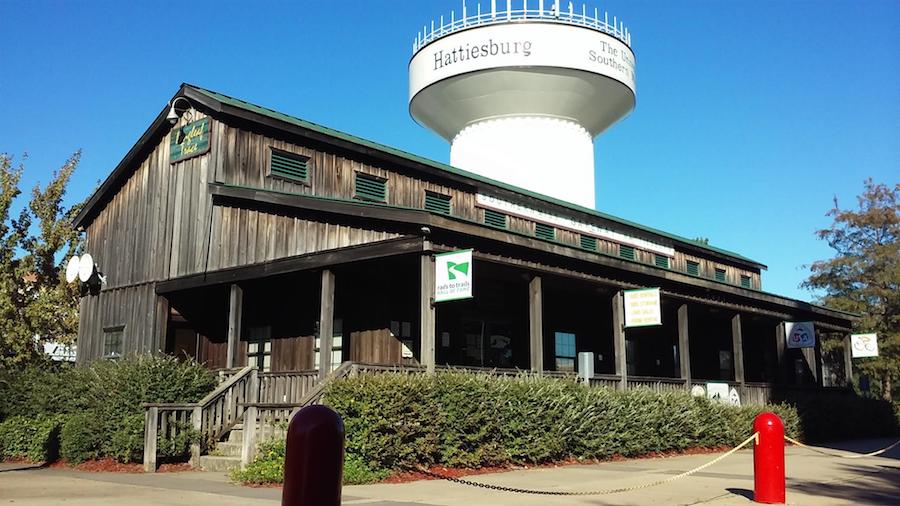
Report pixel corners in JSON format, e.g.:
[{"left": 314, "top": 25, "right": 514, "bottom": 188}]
[
  {"left": 753, "top": 412, "right": 785, "bottom": 504},
  {"left": 282, "top": 405, "right": 345, "bottom": 506}
]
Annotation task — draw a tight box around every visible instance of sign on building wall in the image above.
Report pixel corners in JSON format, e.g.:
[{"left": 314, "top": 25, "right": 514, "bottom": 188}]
[
  {"left": 851, "top": 333, "right": 879, "bottom": 358},
  {"left": 434, "top": 249, "right": 473, "bottom": 302},
  {"left": 706, "top": 382, "right": 741, "bottom": 406},
  {"left": 623, "top": 288, "right": 662, "bottom": 327},
  {"left": 170, "top": 117, "right": 210, "bottom": 163},
  {"left": 785, "top": 321, "right": 816, "bottom": 349}
]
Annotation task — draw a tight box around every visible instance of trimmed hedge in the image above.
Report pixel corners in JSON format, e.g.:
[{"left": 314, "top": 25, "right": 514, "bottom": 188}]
[
  {"left": 323, "top": 372, "right": 803, "bottom": 472},
  {"left": 0, "top": 355, "right": 216, "bottom": 464},
  {"left": 0, "top": 415, "right": 64, "bottom": 462}
]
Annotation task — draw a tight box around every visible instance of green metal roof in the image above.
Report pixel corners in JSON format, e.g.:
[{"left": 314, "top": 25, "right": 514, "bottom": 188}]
[{"left": 187, "top": 84, "right": 764, "bottom": 267}]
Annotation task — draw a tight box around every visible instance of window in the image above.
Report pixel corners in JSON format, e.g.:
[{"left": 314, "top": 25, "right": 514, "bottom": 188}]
[
  {"left": 715, "top": 268, "right": 727, "bottom": 282},
  {"left": 740, "top": 275, "right": 752, "bottom": 289},
  {"left": 483, "top": 209, "right": 507, "bottom": 229},
  {"left": 103, "top": 326, "right": 124, "bottom": 359},
  {"left": 315, "top": 319, "right": 343, "bottom": 372},
  {"left": 268, "top": 148, "right": 309, "bottom": 183},
  {"left": 554, "top": 332, "right": 576, "bottom": 372},
  {"left": 424, "top": 191, "right": 452, "bottom": 215},
  {"left": 354, "top": 172, "right": 386, "bottom": 202},
  {"left": 247, "top": 326, "right": 272, "bottom": 371},
  {"left": 535, "top": 223, "right": 555, "bottom": 241},
  {"left": 619, "top": 244, "right": 635, "bottom": 261},
  {"left": 654, "top": 254, "right": 669, "bottom": 269},
  {"left": 686, "top": 260, "right": 700, "bottom": 276},
  {"left": 580, "top": 235, "right": 597, "bottom": 251}
]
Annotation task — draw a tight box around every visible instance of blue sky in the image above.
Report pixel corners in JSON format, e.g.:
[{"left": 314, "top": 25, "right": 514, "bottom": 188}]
[{"left": 1, "top": 0, "right": 897, "bottom": 301}]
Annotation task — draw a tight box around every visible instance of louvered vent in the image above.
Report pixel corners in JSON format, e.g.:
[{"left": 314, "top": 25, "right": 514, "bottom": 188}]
[
  {"left": 424, "top": 191, "right": 452, "bottom": 215},
  {"left": 270, "top": 150, "right": 308, "bottom": 182},
  {"left": 355, "top": 172, "right": 386, "bottom": 202},
  {"left": 580, "top": 235, "right": 597, "bottom": 251},
  {"left": 535, "top": 223, "right": 555, "bottom": 241},
  {"left": 655, "top": 254, "right": 669, "bottom": 269},
  {"left": 483, "top": 209, "right": 507, "bottom": 228},
  {"left": 619, "top": 245, "right": 635, "bottom": 261}
]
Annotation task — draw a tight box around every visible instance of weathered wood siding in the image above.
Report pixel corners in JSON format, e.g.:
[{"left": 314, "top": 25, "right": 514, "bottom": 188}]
[
  {"left": 76, "top": 283, "right": 163, "bottom": 363},
  {"left": 207, "top": 205, "right": 400, "bottom": 271}
]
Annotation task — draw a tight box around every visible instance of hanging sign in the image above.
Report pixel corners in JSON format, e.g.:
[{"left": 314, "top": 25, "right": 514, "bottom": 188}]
[
  {"left": 785, "top": 321, "right": 816, "bottom": 349},
  {"left": 706, "top": 382, "right": 729, "bottom": 403},
  {"left": 851, "top": 333, "right": 879, "bottom": 358},
  {"left": 170, "top": 117, "right": 210, "bottom": 163},
  {"left": 623, "top": 288, "right": 662, "bottom": 327},
  {"left": 434, "top": 249, "right": 473, "bottom": 302}
]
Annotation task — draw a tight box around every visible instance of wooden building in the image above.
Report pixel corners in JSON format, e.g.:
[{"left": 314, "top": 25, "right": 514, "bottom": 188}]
[{"left": 73, "top": 84, "right": 856, "bottom": 397}]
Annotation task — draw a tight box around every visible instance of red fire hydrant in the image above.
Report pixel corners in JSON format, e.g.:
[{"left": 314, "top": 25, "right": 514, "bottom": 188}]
[
  {"left": 282, "top": 405, "right": 345, "bottom": 506},
  {"left": 753, "top": 412, "right": 785, "bottom": 504}
]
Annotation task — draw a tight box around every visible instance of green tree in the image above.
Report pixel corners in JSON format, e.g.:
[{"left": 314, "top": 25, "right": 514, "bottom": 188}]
[
  {"left": 803, "top": 179, "right": 899, "bottom": 401},
  {"left": 0, "top": 152, "right": 84, "bottom": 367}
]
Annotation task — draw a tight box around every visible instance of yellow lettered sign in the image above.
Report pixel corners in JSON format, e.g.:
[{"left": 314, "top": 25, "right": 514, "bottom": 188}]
[{"left": 623, "top": 288, "right": 662, "bottom": 328}]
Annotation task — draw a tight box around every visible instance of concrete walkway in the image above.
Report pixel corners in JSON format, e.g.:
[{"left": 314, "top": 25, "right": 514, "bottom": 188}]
[{"left": 0, "top": 438, "right": 897, "bottom": 505}]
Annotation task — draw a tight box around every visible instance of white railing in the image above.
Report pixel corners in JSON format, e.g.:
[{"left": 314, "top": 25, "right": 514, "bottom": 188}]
[{"left": 413, "top": 0, "right": 631, "bottom": 53}]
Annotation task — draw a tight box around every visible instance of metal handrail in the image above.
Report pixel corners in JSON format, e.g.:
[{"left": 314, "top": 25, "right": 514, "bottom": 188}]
[{"left": 413, "top": 0, "right": 631, "bottom": 54}]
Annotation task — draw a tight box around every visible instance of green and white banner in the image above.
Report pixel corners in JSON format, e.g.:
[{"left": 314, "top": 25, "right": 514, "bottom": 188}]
[{"left": 434, "top": 249, "right": 473, "bottom": 302}]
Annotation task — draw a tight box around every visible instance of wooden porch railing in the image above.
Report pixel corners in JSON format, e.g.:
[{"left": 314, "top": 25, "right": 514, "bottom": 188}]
[
  {"left": 238, "top": 361, "right": 355, "bottom": 467},
  {"left": 142, "top": 365, "right": 255, "bottom": 472},
  {"left": 258, "top": 370, "right": 319, "bottom": 403},
  {"left": 626, "top": 375, "right": 688, "bottom": 392}
]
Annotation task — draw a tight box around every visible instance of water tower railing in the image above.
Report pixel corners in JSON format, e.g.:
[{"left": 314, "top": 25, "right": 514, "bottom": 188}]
[{"left": 412, "top": 0, "right": 631, "bottom": 54}]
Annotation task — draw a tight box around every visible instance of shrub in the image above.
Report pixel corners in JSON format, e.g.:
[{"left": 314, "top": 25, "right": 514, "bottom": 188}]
[
  {"left": 107, "top": 414, "right": 145, "bottom": 463},
  {"left": 323, "top": 372, "right": 807, "bottom": 473},
  {"left": 0, "top": 415, "right": 64, "bottom": 462},
  {"left": 60, "top": 413, "right": 102, "bottom": 464},
  {"left": 231, "top": 439, "right": 390, "bottom": 486}
]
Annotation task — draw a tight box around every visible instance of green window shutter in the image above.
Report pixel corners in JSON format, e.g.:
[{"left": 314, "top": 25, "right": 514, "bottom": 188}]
[
  {"left": 270, "top": 150, "right": 308, "bottom": 182},
  {"left": 740, "top": 275, "right": 752, "bottom": 288},
  {"left": 355, "top": 172, "right": 386, "bottom": 202},
  {"left": 715, "top": 268, "right": 727, "bottom": 282},
  {"left": 580, "top": 235, "right": 597, "bottom": 251},
  {"left": 619, "top": 244, "right": 635, "bottom": 261},
  {"left": 686, "top": 260, "right": 700, "bottom": 276},
  {"left": 535, "top": 223, "right": 555, "bottom": 241},
  {"left": 483, "top": 209, "right": 508, "bottom": 228},
  {"left": 654, "top": 254, "right": 669, "bottom": 269},
  {"left": 424, "top": 191, "right": 452, "bottom": 215}
]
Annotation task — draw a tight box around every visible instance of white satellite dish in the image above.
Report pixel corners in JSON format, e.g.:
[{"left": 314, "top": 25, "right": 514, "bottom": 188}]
[
  {"left": 78, "top": 253, "right": 95, "bottom": 282},
  {"left": 65, "top": 255, "right": 81, "bottom": 283}
]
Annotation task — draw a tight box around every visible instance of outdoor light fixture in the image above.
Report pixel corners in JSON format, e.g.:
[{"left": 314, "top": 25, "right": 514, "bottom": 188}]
[{"left": 166, "top": 96, "right": 192, "bottom": 125}]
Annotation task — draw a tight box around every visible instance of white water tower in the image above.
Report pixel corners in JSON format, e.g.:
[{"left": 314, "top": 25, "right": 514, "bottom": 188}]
[{"left": 409, "top": 0, "right": 636, "bottom": 209}]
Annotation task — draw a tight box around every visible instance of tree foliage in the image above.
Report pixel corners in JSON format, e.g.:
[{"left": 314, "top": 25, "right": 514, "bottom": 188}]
[
  {"left": 803, "top": 179, "right": 899, "bottom": 400},
  {"left": 0, "top": 152, "right": 84, "bottom": 367}
]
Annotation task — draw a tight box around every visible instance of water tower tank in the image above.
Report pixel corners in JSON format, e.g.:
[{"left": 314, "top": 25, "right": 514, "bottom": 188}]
[{"left": 409, "top": 1, "right": 636, "bottom": 209}]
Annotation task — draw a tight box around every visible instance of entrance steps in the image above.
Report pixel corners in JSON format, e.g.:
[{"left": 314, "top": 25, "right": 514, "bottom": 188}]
[{"left": 199, "top": 425, "right": 244, "bottom": 473}]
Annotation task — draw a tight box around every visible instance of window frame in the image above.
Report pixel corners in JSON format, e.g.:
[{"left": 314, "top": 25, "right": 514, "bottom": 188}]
[
  {"left": 102, "top": 325, "right": 125, "bottom": 360},
  {"left": 554, "top": 331, "right": 577, "bottom": 372}
]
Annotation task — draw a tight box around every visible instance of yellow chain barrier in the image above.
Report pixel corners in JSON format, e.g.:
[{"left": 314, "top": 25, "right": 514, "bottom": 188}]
[
  {"left": 785, "top": 435, "right": 900, "bottom": 459},
  {"left": 413, "top": 432, "right": 759, "bottom": 496}
]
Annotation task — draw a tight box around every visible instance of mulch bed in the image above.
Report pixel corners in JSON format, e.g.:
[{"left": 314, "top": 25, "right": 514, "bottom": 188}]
[{"left": 8, "top": 458, "right": 194, "bottom": 473}]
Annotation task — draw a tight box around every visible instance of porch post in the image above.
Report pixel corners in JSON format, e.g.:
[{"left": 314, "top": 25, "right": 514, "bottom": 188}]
[
  {"left": 612, "top": 291, "right": 626, "bottom": 390},
  {"left": 420, "top": 255, "right": 436, "bottom": 374},
  {"left": 528, "top": 276, "right": 543, "bottom": 372},
  {"left": 732, "top": 314, "right": 745, "bottom": 385},
  {"left": 226, "top": 284, "right": 243, "bottom": 369},
  {"left": 318, "top": 269, "right": 335, "bottom": 381},
  {"left": 843, "top": 334, "right": 854, "bottom": 386},
  {"left": 677, "top": 304, "right": 691, "bottom": 386},
  {"left": 154, "top": 295, "right": 169, "bottom": 355},
  {"left": 775, "top": 322, "right": 786, "bottom": 384}
]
